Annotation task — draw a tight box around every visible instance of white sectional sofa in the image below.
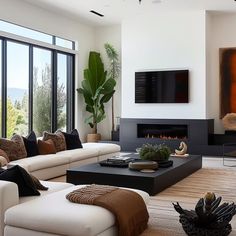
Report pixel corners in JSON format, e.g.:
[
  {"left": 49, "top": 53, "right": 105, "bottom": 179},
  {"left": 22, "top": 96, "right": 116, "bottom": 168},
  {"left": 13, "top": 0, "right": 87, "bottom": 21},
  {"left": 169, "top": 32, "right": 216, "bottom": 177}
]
[
  {"left": 0, "top": 180, "right": 149, "bottom": 236},
  {"left": 7, "top": 142, "right": 120, "bottom": 180}
]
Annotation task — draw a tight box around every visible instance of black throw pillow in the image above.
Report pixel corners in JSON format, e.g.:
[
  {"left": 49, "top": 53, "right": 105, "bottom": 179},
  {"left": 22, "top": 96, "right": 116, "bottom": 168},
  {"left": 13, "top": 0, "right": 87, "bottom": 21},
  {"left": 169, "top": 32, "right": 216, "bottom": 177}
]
[
  {"left": 0, "top": 165, "right": 40, "bottom": 197},
  {"left": 23, "top": 131, "right": 39, "bottom": 157},
  {"left": 61, "top": 129, "right": 83, "bottom": 150}
]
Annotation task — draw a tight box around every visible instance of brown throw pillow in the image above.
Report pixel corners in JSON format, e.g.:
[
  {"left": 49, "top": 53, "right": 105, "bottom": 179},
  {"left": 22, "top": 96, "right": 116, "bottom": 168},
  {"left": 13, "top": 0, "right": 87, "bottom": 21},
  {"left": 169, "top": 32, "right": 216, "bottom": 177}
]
[
  {"left": 42, "top": 131, "right": 66, "bottom": 152},
  {"left": 0, "top": 156, "right": 8, "bottom": 167},
  {"left": 0, "top": 135, "right": 27, "bottom": 161},
  {"left": 0, "top": 149, "right": 10, "bottom": 162},
  {"left": 30, "top": 174, "right": 48, "bottom": 191},
  {"left": 38, "top": 139, "right": 56, "bottom": 155}
]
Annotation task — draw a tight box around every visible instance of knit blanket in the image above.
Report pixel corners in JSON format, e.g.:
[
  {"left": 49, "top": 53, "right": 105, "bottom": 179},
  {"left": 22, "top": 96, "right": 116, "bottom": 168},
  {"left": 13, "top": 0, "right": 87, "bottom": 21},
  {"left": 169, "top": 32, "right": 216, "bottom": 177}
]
[{"left": 66, "top": 184, "right": 149, "bottom": 236}]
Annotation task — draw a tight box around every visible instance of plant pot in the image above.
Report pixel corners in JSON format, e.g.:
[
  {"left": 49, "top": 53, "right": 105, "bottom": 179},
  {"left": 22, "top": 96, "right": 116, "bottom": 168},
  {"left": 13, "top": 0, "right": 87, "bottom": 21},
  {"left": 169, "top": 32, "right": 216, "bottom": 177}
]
[
  {"left": 87, "top": 133, "right": 101, "bottom": 143},
  {"left": 180, "top": 216, "right": 232, "bottom": 236}
]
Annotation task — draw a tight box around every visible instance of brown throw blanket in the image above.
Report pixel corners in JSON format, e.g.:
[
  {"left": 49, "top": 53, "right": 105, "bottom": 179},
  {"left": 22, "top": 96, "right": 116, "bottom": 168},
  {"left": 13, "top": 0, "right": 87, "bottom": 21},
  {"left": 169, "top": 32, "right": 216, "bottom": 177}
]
[{"left": 66, "top": 184, "right": 149, "bottom": 236}]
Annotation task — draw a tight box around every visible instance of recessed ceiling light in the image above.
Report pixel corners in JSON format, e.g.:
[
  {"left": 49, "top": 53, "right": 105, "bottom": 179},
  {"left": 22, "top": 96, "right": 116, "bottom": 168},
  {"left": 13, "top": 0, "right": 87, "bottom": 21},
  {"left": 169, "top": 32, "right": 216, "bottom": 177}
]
[
  {"left": 90, "top": 10, "right": 104, "bottom": 17},
  {"left": 152, "top": 0, "right": 162, "bottom": 3}
]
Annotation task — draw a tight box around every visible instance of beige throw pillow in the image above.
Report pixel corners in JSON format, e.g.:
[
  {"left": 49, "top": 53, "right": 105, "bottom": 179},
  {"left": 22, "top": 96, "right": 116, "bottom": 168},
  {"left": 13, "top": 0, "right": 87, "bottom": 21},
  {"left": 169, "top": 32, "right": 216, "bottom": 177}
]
[
  {"left": 42, "top": 131, "right": 66, "bottom": 152},
  {"left": 0, "top": 135, "right": 27, "bottom": 161}
]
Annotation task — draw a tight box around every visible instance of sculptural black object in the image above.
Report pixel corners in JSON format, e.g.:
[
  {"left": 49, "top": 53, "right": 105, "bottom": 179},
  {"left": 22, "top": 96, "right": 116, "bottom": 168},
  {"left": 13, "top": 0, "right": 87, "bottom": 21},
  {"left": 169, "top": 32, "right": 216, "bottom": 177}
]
[{"left": 173, "top": 192, "right": 236, "bottom": 236}]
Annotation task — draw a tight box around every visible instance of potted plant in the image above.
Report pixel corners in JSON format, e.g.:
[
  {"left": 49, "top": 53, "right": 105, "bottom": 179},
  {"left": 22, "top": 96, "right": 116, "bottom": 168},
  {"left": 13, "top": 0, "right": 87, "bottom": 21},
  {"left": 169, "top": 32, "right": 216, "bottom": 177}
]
[
  {"left": 104, "top": 43, "right": 120, "bottom": 139},
  {"left": 77, "top": 51, "right": 116, "bottom": 142},
  {"left": 173, "top": 192, "right": 236, "bottom": 236},
  {"left": 138, "top": 143, "right": 171, "bottom": 162}
]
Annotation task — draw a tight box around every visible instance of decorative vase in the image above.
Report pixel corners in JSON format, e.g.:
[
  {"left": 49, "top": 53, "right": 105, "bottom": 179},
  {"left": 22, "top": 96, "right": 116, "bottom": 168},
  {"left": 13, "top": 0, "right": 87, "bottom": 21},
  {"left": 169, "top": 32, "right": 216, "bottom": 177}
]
[{"left": 87, "top": 133, "right": 101, "bottom": 142}]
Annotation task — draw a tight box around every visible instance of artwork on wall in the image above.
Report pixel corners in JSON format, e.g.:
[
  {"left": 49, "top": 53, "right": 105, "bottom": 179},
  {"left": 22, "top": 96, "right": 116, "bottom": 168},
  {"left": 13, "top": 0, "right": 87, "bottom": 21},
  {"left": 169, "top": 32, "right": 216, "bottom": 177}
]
[{"left": 220, "top": 47, "right": 236, "bottom": 118}]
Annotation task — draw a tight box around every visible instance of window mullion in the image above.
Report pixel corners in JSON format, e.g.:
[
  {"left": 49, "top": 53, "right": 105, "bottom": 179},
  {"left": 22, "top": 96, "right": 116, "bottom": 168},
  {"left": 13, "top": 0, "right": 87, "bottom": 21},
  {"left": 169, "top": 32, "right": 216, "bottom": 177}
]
[
  {"left": 29, "top": 45, "right": 33, "bottom": 132},
  {"left": 52, "top": 51, "right": 57, "bottom": 132},
  {"left": 2, "top": 40, "right": 7, "bottom": 137},
  {"left": 67, "top": 55, "right": 75, "bottom": 132}
]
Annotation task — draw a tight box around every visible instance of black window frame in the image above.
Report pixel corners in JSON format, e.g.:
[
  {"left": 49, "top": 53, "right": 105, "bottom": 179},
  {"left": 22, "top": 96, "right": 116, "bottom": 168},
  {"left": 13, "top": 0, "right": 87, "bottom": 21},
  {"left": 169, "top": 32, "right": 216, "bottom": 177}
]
[{"left": 0, "top": 36, "right": 75, "bottom": 137}]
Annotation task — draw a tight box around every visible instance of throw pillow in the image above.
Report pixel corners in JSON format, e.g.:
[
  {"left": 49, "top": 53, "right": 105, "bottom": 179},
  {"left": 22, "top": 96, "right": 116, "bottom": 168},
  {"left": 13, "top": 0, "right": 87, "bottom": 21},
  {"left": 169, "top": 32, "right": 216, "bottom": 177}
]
[
  {"left": 0, "top": 165, "right": 40, "bottom": 197},
  {"left": 0, "top": 134, "right": 27, "bottom": 161},
  {"left": 0, "top": 149, "right": 10, "bottom": 162},
  {"left": 0, "top": 156, "right": 8, "bottom": 167},
  {"left": 59, "top": 129, "right": 83, "bottom": 150},
  {"left": 38, "top": 139, "right": 56, "bottom": 155},
  {"left": 30, "top": 174, "right": 48, "bottom": 191},
  {"left": 42, "top": 131, "right": 66, "bottom": 152},
  {"left": 23, "top": 131, "right": 39, "bottom": 157}
]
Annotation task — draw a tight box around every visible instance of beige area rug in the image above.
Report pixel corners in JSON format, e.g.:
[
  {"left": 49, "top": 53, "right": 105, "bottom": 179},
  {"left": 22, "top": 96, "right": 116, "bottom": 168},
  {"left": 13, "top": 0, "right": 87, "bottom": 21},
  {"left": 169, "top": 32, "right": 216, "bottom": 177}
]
[
  {"left": 141, "top": 167, "right": 236, "bottom": 236},
  {"left": 49, "top": 162, "right": 236, "bottom": 235}
]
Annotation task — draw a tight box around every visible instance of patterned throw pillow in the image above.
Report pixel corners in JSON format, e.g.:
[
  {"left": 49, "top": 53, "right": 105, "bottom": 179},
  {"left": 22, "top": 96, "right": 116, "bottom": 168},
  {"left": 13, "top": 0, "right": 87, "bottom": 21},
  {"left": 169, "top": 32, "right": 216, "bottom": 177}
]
[
  {"left": 38, "top": 139, "right": 57, "bottom": 155},
  {"left": 42, "top": 131, "right": 66, "bottom": 152},
  {"left": 0, "top": 135, "right": 27, "bottom": 161},
  {"left": 0, "top": 149, "right": 10, "bottom": 162}
]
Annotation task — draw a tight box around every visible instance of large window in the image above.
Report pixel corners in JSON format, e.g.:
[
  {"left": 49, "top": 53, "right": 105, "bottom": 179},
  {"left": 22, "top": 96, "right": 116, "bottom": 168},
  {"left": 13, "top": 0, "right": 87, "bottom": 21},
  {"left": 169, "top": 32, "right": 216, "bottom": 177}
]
[
  {"left": 33, "top": 48, "right": 52, "bottom": 136},
  {"left": 0, "top": 20, "right": 75, "bottom": 138},
  {"left": 57, "top": 53, "right": 67, "bottom": 132},
  {"left": 7, "top": 41, "right": 29, "bottom": 138},
  {"left": 0, "top": 39, "right": 75, "bottom": 138}
]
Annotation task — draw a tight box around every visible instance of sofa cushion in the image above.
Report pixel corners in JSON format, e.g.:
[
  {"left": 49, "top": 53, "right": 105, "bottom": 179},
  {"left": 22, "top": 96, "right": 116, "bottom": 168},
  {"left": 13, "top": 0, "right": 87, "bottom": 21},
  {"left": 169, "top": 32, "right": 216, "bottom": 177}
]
[
  {"left": 43, "top": 131, "right": 66, "bottom": 152},
  {"left": 82, "top": 143, "right": 121, "bottom": 156},
  {"left": 60, "top": 129, "right": 83, "bottom": 150},
  {"left": 5, "top": 185, "right": 149, "bottom": 236},
  {"left": 0, "top": 135, "right": 27, "bottom": 161},
  {"left": 19, "top": 181, "right": 74, "bottom": 204},
  {"left": 0, "top": 165, "right": 40, "bottom": 197},
  {"left": 10, "top": 152, "right": 70, "bottom": 172},
  {"left": 23, "top": 131, "right": 39, "bottom": 157},
  {"left": 59, "top": 147, "right": 99, "bottom": 163},
  {"left": 38, "top": 139, "right": 56, "bottom": 155}
]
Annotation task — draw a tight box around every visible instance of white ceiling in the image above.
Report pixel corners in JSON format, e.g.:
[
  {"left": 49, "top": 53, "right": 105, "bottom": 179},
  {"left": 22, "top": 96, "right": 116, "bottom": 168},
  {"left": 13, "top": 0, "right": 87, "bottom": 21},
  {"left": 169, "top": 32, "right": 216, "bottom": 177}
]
[{"left": 22, "top": 0, "right": 236, "bottom": 26}]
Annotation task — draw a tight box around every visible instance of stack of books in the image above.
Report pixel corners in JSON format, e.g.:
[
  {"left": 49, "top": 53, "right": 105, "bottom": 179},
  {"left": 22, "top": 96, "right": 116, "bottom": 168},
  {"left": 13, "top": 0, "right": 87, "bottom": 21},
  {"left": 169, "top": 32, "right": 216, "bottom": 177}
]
[
  {"left": 107, "top": 156, "right": 133, "bottom": 163},
  {"left": 99, "top": 156, "right": 134, "bottom": 167}
]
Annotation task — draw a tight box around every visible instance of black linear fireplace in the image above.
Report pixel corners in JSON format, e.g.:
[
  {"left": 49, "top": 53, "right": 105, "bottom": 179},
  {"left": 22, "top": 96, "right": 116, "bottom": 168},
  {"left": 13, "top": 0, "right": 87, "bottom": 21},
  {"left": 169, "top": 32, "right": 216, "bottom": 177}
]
[
  {"left": 120, "top": 118, "right": 214, "bottom": 153},
  {"left": 137, "top": 124, "right": 188, "bottom": 140}
]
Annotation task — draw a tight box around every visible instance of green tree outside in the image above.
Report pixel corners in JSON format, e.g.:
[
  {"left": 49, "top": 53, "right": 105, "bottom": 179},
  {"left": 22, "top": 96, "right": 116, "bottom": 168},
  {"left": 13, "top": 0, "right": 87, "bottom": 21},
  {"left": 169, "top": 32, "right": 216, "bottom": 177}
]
[{"left": 4, "top": 64, "right": 66, "bottom": 138}]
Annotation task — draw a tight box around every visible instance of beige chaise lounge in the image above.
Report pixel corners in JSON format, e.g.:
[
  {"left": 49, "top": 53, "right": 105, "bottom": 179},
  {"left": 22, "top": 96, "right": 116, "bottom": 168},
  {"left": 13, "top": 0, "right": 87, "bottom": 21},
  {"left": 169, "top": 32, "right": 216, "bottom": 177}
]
[{"left": 0, "top": 180, "right": 149, "bottom": 236}]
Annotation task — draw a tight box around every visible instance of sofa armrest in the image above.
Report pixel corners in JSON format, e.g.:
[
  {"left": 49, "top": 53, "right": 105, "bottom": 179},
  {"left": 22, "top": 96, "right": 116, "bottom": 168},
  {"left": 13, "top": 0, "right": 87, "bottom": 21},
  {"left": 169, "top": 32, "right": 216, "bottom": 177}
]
[{"left": 0, "top": 181, "right": 19, "bottom": 236}]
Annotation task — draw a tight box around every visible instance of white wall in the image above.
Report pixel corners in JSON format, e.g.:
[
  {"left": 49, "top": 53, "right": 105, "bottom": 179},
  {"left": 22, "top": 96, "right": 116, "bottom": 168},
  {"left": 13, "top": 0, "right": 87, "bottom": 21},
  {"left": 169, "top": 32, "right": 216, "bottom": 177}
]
[
  {"left": 121, "top": 11, "right": 207, "bottom": 120},
  {"left": 0, "top": 0, "right": 95, "bottom": 141},
  {"left": 94, "top": 25, "right": 121, "bottom": 140},
  {"left": 207, "top": 12, "right": 236, "bottom": 133}
]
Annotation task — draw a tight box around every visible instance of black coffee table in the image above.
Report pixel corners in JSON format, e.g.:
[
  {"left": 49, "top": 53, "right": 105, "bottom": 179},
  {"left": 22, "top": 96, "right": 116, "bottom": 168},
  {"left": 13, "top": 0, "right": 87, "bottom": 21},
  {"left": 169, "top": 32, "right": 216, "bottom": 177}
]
[{"left": 67, "top": 154, "right": 202, "bottom": 196}]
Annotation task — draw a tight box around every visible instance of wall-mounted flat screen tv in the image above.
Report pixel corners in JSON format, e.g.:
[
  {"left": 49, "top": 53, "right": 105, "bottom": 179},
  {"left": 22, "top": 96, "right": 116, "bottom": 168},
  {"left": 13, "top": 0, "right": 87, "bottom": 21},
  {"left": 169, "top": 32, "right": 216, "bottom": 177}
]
[{"left": 135, "top": 70, "right": 189, "bottom": 103}]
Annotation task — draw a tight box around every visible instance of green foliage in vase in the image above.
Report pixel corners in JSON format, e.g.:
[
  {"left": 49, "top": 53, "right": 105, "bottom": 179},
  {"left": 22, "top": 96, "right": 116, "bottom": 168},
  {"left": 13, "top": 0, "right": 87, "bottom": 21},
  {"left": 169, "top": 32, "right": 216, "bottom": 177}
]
[
  {"left": 139, "top": 143, "right": 171, "bottom": 162},
  {"left": 77, "top": 51, "right": 116, "bottom": 134}
]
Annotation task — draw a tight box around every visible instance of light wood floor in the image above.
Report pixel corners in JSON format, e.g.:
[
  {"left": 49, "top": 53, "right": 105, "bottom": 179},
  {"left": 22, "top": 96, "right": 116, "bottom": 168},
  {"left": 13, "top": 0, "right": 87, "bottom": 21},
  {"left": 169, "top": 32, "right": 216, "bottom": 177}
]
[{"left": 50, "top": 157, "right": 236, "bottom": 236}]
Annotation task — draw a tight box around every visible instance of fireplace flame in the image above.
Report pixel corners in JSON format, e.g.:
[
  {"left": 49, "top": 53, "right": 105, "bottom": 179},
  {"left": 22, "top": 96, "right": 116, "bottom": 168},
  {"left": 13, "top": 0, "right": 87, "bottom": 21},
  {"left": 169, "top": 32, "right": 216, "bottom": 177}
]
[{"left": 145, "top": 134, "right": 187, "bottom": 140}]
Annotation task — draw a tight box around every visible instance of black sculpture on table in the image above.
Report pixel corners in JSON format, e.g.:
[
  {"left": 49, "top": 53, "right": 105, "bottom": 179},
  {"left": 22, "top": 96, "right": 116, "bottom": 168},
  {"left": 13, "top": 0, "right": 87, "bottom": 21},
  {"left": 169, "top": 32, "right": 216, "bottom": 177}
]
[{"left": 173, "top": 192, "right": 236, "bottom": 236}]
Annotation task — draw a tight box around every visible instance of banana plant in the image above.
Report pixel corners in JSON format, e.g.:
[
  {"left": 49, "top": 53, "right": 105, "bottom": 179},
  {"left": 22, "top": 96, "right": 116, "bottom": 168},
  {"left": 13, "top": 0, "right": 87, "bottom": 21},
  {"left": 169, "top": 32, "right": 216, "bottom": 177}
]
[{"left": 77, "top": 51, "right": 116, "bottom": 134}]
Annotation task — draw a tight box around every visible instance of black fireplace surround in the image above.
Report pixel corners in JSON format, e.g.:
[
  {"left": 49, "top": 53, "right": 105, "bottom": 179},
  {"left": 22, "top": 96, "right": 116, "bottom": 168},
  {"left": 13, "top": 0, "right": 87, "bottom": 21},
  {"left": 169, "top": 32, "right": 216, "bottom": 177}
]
[{"left": 120, "top": 118, "right": 214, "bottom": 154}]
